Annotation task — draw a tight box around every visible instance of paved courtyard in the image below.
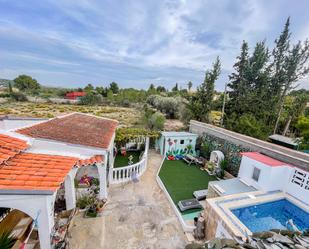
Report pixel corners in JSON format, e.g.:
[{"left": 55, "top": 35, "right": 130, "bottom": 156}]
[{"left": 69, "top": 150, "right": 187, "bottom": 249}]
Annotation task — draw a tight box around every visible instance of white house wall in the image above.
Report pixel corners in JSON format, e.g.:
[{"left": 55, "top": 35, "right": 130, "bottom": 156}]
[
  {"left": 238, "top": 157, "right": 272, "bottom": 190},
  {"left": 25, "top": 138, "right": 107, "bottom": 158},
  {"left": 0, "top": 119, "right": 45, "bottom": 131},
  {"left": 239, "top": 156, "right": 309, "bottom": 204},
  {"left": 284, "top": 168, "right": 309, "bottom": 205},
  {"left": 0, "top": 193, "right": 56, "bottom": 249}
]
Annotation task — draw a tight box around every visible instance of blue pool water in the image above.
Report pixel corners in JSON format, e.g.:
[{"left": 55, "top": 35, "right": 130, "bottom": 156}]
[{"left": 232, "top": 199, "right": 309, "bottom": 232}]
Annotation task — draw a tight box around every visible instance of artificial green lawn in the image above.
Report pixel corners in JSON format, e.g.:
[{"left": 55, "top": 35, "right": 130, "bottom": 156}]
[
  {"left": 159, "top": 160, "right": 217, "bottom": 214},
  {"left": 114, "top": 151, "right": 141, "bottom": 168}
]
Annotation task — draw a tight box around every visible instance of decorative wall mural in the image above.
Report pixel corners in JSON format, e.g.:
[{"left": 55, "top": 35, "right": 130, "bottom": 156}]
[{"left": 200, "top": 133, "right": 251, "bottom": 176}]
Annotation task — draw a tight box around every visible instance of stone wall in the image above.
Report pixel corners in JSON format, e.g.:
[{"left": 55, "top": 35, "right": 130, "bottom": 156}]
[
  {"left": 204, "top": 201, "right": 234, "bottom": 240},
  {"left": 190, "top": 120, "right": 309, "bottom": 172}
]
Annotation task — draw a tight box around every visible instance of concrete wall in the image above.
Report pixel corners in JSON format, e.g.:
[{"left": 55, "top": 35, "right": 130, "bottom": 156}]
[{"left": 189, "top": 120, "right": 309, "bottom": 171}]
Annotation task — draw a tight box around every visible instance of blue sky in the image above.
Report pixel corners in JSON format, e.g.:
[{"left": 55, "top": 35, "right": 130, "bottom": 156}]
[{"left": 0, "top": 0, "right": 308, "bottom": 91}]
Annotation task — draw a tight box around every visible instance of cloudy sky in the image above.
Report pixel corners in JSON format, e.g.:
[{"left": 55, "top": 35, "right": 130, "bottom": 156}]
[{"left": 0, "top": 0, "right": 308, "bottom": 90}]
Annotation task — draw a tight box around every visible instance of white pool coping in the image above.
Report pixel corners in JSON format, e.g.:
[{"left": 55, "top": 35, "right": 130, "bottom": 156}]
[{"left": 208, "top": 191, "right": 309, "bottom": 238}]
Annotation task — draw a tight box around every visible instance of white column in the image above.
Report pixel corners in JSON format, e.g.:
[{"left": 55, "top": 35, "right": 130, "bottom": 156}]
[
  {"left": 37, "top": 194, "right": 55, "bottom": 249},
  {"left": 97, "top": 162, "right": 108, "bottom": 199},
  {"left": 64, "top": 168, "right": 78, "bottom": 210}
]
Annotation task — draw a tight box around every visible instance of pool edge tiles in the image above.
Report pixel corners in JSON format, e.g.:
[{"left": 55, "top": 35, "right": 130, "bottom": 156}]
[{"left": 214, "top": 192, "right": 309, "bottom": 238}]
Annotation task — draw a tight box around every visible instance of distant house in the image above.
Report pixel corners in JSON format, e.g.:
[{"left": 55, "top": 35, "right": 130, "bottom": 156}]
[{"left": 65, "top": 91, "right": 86, "bottom": 100}]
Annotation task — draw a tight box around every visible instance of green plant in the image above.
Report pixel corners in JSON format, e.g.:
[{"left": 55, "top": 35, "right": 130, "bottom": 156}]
[
  {"left": 207, "top": 162, "right": 215, "bottom": 171},
  {"left": 0, "top": 230, "right": 16, "bottom": 249},
  {"left": 76, "top": 195, "right": 95, "bottom": 209},
  {"left": 10, "top": 92, "right": 28, "bottom": 102},
  {"left": 85, "top": 206, "right": 97, "bottom": 218},
  {"left": 217, "top": 159, "right": 228, "bottom": 179},
  {"left": 186, "top": 144, "right": 193, "bottom": 154},
  {"left": 200, "top": 142, "right": 210, "bottom": 159}
]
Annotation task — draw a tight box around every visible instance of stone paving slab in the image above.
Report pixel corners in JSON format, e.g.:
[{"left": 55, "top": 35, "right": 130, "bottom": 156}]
[
  {"left": 102, "top": 151, "right": 187, "bottom": 249},
  {"left": 69, "top": 151, "right": 187, "bottom": 249}
]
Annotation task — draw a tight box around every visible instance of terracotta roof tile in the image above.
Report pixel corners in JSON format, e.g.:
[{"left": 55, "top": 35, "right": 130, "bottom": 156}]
[
  {"left": 0, "top": 152, "right": 78, "bottom": 192},
  {"left": 0, "top": 134, "right": 29, "bottom": 164},
  {"left": 16, "top": 113, "right": 118, "bottom": 149},
  {"left": 77, "top": 155, "right": 104, "bottom": 167}
]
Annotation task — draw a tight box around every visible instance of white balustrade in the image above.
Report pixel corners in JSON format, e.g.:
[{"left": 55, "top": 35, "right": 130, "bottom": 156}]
[{"left": 111, "top": 137, "right": 149, "bottom": 184}]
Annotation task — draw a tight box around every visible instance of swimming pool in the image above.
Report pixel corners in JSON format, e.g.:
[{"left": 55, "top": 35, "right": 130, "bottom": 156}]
[{"left": 231, "top": 199, "right": 309, "bottom": 232}]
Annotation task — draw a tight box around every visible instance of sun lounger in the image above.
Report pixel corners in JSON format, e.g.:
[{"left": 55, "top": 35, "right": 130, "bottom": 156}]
[
  {"left": 193, "top": 189, "right": 208, "bottom": 200},
  {"left": 177, "top": 199, "right": 203, "bottom": 212}
]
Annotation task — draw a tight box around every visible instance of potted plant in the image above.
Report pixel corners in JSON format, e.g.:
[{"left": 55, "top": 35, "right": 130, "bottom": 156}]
[
  {"left": 96, "top": 199, "right": 106, "bottom": 213},
  {"left": 217, "top": 159, "right": 228, "bottom": 179},
  {"left": 85, "top": 205, "right": 97, "bottom": 218},
  {"left": 206, "top": 162, "right": 216, "bottom": 175}
]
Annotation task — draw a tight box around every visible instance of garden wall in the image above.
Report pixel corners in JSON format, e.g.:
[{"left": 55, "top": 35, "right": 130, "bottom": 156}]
[{"left": 190, "top": 120, "right": 309, "bottom": 174}]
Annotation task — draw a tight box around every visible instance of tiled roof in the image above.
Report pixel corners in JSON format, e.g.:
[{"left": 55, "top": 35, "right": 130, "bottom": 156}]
[
  {"left": 241, "top": 152, "right": 289, "bottom": 167},
  {"left": 76, "top": 155, "right": 104, "bottom": 167},
  {"left": 0, "top": 153, "right": 78, "bottom": 192},
  {"left": 16, "top": 113, "right": 118, "bottom": 149},
  {"left": 0, "top": 134, "right": 29, "bottom": 164}
]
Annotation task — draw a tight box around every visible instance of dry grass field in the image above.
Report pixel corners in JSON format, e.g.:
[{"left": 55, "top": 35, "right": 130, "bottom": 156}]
[{"left": 0, "top": 102, "right": 142, "bottom": 127}]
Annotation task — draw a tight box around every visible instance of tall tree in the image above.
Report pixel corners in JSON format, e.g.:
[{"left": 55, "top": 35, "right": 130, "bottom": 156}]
[
  {"left": 273, "top": 20, "right": 309, "bottom": 133},
  {"left": 172, "top": 83, "right": 179, "bottom": 92},
  {"left": 13, "top": 75, "right": 40, "bottom": 92},
  {"left": 189, "top": 57, "right": 221, "bottom": 122},
  {"left": 187, "top": 81, "right": 193, "bottom": 92},
  {"left": 109, "top": 82, "right": 119, "bottom": 94},
  {"left": 84, "top": 83, "right": 94, "bottom": 92},
  {"left": 226, "top": 41, "right": 250, "bottom": 116}
]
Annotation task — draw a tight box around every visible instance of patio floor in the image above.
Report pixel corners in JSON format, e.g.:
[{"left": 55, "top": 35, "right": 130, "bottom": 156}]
[
  {"left": 69, "top": 151, "right": 187, "bottom": 249},
  {"left": 159, "top": 159, "right": 217, "bottom": 213}
]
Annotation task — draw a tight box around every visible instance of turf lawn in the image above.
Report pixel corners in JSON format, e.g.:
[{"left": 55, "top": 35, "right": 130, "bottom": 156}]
[
  {"left": 159, "top": 160, "right": 217, "bottom": 214},
  {"left": 114, "top": 151, "right": 141, "bottom": 168}
]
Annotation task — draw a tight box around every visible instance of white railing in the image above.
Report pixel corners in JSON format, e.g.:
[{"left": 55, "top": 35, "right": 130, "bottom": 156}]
[{"left": 111, "top": 137, "right": 149, "bottom": 184}]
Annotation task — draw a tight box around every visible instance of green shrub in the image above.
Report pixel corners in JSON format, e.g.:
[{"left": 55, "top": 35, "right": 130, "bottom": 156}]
[
  {"left": 79, "top": 92, "right": 103, "bottom": 105},
  {"left": 10, "top": 92, "right": 28, "bottom": 102}
]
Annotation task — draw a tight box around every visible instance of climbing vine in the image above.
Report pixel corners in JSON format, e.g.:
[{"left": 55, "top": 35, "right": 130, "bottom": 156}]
[
  {"left": 199, "top": 134, "right": 251, "bottom": 176},
  {"left": 115, "top": 127, "right": 160, "bottom": 146}
]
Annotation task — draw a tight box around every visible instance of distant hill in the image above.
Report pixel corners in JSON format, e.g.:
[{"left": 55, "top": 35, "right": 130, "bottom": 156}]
[{"left": 0, "top": 78, "right": 14, "bottom": 88}]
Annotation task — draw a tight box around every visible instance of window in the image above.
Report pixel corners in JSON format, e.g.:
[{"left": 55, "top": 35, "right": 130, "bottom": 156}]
[
  {"left": 252, "top": 167, "right": 261, "bottom": 182},
  {"left": 180, "top": 139, "right": 184, "bottom": 144}
]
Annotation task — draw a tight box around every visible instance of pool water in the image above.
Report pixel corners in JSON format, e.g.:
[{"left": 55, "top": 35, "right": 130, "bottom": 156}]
[
  {"left": 182, "top": 211, "right": 201, "bottom": 220},
  {"left": 232, "top": 199, "right": 309, "bottom": 233}
]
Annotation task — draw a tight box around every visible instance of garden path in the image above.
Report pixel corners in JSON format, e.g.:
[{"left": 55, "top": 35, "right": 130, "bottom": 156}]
[
  {"left": 69, "top": 150, "right": 187, "bottom": 249},
  {"left": 102, "top": 150, "right": 187, "bottom": 249}
]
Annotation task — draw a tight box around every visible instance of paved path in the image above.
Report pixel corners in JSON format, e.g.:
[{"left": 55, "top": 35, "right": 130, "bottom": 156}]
[
  {"left": 69, "top": 150, "right": 187, "bottom": 249},
  {"left": 102, "top": 150, "right": 187, "bottom": 249}
]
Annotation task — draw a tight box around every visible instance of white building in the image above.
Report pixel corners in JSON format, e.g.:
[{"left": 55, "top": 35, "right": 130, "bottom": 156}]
[
  {"left": 156, "top": 131, "right": 198, "bottom": 157},
  {"left": 0, "top": 113, "right": 118, "bottom": 249},
  {"left": 238, "top": 152, "right": 308, "bottom": 205}
]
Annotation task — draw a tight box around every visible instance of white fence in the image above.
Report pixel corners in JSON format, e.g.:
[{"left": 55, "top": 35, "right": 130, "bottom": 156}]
[{"left": 111, "top": 137, "right": 149, "bottom": 184}]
